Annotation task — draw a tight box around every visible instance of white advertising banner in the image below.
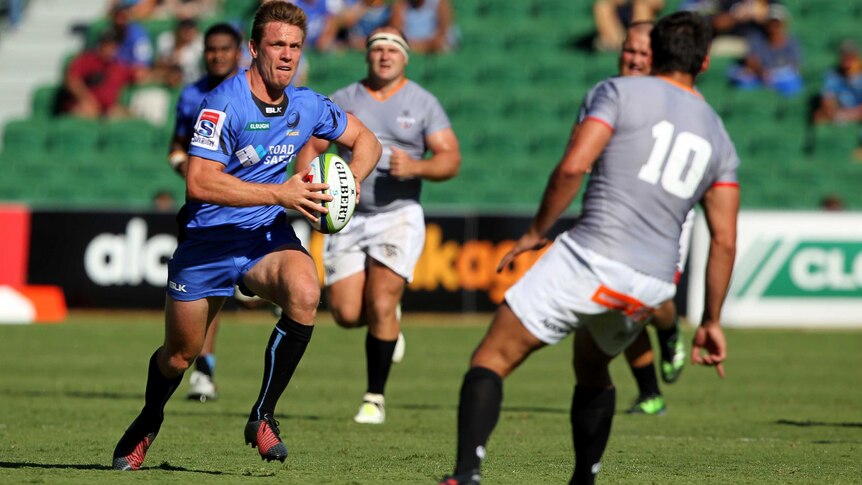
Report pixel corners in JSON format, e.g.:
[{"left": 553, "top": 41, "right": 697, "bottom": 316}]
[{"left": 687, "top": 211, "right": 862, "bottom": 328}]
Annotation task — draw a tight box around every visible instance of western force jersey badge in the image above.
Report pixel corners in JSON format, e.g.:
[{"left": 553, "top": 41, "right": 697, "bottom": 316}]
[{"left": 191, "top": 109, "right": 226, "bottom": 151}]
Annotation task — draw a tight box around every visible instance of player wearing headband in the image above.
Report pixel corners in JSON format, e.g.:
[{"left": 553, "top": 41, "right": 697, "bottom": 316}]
[{"left": 297, "top": 26, "right": 461, "bottom": 425}]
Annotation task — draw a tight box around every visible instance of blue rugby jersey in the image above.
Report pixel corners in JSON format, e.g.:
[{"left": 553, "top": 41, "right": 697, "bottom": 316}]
[
  {"left": 185, "top": 69, "right": 347, "bottom": 240},
  {"left": 174, "top": 75, "right": 219, "bottom": 142}
]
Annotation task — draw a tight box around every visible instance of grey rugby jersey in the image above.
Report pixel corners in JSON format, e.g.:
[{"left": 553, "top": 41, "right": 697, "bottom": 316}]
[
  {"left": 567, "top": 76, "right": 739, "bottom": 282},
  {"left": 329, "top": 79, "right": 451, "bottom": 213}
]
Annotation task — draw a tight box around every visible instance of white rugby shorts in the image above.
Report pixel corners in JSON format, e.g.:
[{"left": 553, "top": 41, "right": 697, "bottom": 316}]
[
  {"left": 323, "top": 203, "right": 425, "bottom": 285},
  {"left": 505, "top": 233, "right": 677, "bottom": 356}
]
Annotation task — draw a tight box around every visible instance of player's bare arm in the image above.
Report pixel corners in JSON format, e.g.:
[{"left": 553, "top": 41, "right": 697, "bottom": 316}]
[
  {"left": 388, "top": 128, "right": 461, "bottom": 181},
  {"left": 693, "top": 184, "right": 739, "bottom": 378},
  {"left": 294, "top": 136, "right": 332, "bottom": 174},
  {"left": 497, "top": 119, "right": 611, "bottom": 272},
  {"left": 186, "top": 155, "right": 332, "bottom": 221},
  {"left": 331, "top": 113, "right": 382, "bottom": 184}
]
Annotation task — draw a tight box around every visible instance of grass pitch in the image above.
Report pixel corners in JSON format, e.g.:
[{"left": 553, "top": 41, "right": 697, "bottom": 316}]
[{"left": 0, "top": 310, "right": 860, "bottom": 484}]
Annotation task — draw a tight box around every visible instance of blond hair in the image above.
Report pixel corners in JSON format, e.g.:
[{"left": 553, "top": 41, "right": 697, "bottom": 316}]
[{"left": 251, "top": 1, "right": 307, "bottom": 45}]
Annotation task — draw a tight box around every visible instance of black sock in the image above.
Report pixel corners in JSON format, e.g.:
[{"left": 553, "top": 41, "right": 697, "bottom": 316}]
[
  {"left": 454, "top": 367, "right": 503, "bottom": 476},
  {"left": 570, "top": 386, "right": 615, "bottom": 485},
  {"left": 140, "top": 349, "right": 183, "bottom": 425},
  {"left": 249, "top": 317, "right": 314, "bottom": 421},
  {"left": 366, "top": 333, "right": 397, "bottom": 395},
  {"left": 194, "top": 355, "right": 214, "bottom": 377},
  {"left": 630, "top": 363, "right": 660, "bottom": 397}
]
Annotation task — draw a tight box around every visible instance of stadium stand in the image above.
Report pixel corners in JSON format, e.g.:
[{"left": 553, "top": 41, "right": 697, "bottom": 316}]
[{"left": 1, "top": 0, "right": 862, "bottom": 211}]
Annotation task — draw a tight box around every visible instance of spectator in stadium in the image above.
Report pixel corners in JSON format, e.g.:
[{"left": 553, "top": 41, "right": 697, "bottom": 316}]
[
  {"left": 389, "top": 0, "right": 459, "bottom": 54},
  {"left": 111, "top": 2, "right": 381, "bottom": 470},
  {"left": 109, "top": 1, "right": 154, "bottom": 71},
  {"left": 813, "top": 40, "right": 862, "bottom": 125},
  {"left": 3, "top": 0, "right": 25, "bottom": 29},
  {"left": 155, "top": 17, "right": 204, "bottom": 84},
  {"left": 333, "top": 0, "right": 392, "bottom": 51},
  {"left": 296, "top": 26, "right": 461, "bottom": 425},
  {"left": 820, "top": 194, "right": 846, "bottom": 211},
  {"left": 57, "top": 28, "right": 140, "bottom": 118},
  {"left": 440, "top": 12, "right": 738, "bottom": 485},
  {"left": 111, "top": 0, "right": 220, "bottom": 20},
  {"left": 680, "top": 0, "right": 778, "bottom": 57},
  {"left": 152, "top": 189, "right": 177, "bottom": 212},
  {"left": 580, "top": 20, "right": 690, "bottom": 416},
  {"left": 280, "top": 0, "right": 340, "bottom": 52},
  {"left": 592, "top": 0, "right": 664, "bottom": 52},
  {"left": 726, "top": 4, "right": 802, "bottom": 96},
  {"left": 164, "top": 22, "right": 244, "bottom": 404}
]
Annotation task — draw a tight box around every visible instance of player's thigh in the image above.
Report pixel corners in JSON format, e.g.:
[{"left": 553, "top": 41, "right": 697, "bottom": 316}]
[
  {"left": 327, "top": 271, "right": 366, "bottom": 325},
  {"left": 243, "top": 247, "right": 320, "bottom": 319},
  {"left": 364, "top": 259, "right": 406, "bottom": 315},
  {"left": 164, "top": 295, "right": 226, "bottom": 360},
  {"left": 471, "top": 303, "right": 546, "bottom": 378}
]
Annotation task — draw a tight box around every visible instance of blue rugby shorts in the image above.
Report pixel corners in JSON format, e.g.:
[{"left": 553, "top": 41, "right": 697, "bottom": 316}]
[{"left": 167, "top": 219, "right": 306, "bottom": 301}]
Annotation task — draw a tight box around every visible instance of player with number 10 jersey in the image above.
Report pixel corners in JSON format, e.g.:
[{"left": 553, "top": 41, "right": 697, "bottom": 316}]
[{"left": 570, "top": 76, "right": 739, "bottom": 284}]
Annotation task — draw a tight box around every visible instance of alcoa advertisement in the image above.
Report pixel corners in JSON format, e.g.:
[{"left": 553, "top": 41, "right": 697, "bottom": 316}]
[{"left": 687, "top": 211, "right": 862, "bottom": 328}]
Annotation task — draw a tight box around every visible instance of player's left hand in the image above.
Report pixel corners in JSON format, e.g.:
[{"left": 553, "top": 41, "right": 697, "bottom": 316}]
[
  {"left": 691, "top": 322, "right": 726, "bottom": 378},
  {"left": 496, "top": 232, "right": 549, "bottom": 273},
  {"left": 389, "top": 146, "right": 419, "bottom": 178}
]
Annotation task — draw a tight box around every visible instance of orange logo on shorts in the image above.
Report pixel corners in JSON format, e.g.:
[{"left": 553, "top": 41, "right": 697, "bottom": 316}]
[{"left": 591, "top": 285, "right": 653, "bottom": 321}]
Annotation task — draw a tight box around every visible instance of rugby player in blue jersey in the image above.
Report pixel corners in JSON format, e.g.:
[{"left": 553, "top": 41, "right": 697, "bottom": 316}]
[
  {"left": 112, "top": 2, "right": 382, "bottom": 470},
  {"left": 167, "top": 22, "right": 243, "bottom": 404}
]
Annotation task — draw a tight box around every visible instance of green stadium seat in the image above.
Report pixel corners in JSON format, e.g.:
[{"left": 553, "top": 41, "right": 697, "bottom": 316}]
[
  {"left": 48, "top": 117, "right": 100, "bottom": 155},
  {"left": 101, "top": 118, "right": 159, "bottom": 154},
  {"left": 2, "top": 117, "right": 50, "bottom": 156},
  {"left": 475, "top": 0, "right": 532, "bottom": 21},
  {"left": 808, "top": 124, "right": 859, "bottom": 160},
  {"left": 581, "top": 54, "right": 618, "bottom": 85},
  {"left": 31, "top": 84, "right": 60, "bottom": 118},
  {"left": 503, "top": 93, "right": 558, "bottom": 124}
]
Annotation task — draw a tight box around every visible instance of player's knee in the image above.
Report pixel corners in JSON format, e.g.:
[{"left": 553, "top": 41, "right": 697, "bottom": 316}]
[
  {"left": 286, "top": 282, "right": 320, "bottom": 314},
  {"left": 364, "top": 296, "right": 398, "bottom": 325},
  {"left": 330, "top": 304, "right": 364, "bottom": 328},
  {"left": 164, "top": 350, "right": 196, "bottom": 375}
]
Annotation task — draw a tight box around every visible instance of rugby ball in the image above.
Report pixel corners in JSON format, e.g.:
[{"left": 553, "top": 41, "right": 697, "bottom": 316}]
[{"left": 306, "top": 153, "right": 357, "bottom": 234}]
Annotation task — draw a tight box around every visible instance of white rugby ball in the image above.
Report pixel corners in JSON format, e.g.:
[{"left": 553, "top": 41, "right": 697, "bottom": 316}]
[{"left": 307, "top": 153, "right": 357, "bottom": 234}]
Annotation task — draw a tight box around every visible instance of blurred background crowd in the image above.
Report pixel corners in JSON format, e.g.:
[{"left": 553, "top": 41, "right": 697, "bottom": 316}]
[{"left": 0, "top": 0, "right": 859, "bottom": 212}]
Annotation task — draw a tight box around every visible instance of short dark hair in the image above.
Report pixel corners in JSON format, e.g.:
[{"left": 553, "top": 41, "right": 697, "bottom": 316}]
[
  {"left": 650, "top": 11, "right": 711, "bottom": 77},
  {"left": 204, "top": 22, "right": 242, "bottom": 47},
  {"left": 251, "top": 1, "right": 307, "bottom": 46}
]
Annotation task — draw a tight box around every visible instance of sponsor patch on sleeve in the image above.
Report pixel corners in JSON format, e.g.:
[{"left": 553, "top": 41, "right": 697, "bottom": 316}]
[{"left": 190, "top": 109, "right": 227, "bottom": 151}]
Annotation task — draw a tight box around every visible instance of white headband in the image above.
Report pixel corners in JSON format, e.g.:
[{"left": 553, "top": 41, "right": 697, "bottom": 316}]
[{"left": 366, "top": 32, "right": 410, "bottom": 61}]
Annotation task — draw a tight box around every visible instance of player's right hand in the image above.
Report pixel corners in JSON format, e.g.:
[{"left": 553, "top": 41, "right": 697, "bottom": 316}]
[
  {"left": 280, "top": 167, "right": 332, "bottom": 223},
  {"left": 496, "top": 231, "right": 550, "bottom": 273}
]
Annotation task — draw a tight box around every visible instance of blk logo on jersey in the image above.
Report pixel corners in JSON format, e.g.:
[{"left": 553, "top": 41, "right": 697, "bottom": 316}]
[
  {"left": 191, "top": 109, "right": 226, "bottom": 151},
  {"left": 265, "top": 106, "right": 283, "bottom": 115}
]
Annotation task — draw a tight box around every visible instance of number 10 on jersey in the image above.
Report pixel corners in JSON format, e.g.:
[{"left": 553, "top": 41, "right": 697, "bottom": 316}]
[{"left": 638, "top": 120, "right": 712, "bottom": 199}]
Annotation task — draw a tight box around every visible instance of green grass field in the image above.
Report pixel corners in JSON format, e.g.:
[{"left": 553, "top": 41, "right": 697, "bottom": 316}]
[{"left": 1, "top": 310, "right": 861, "bottom": 484}]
